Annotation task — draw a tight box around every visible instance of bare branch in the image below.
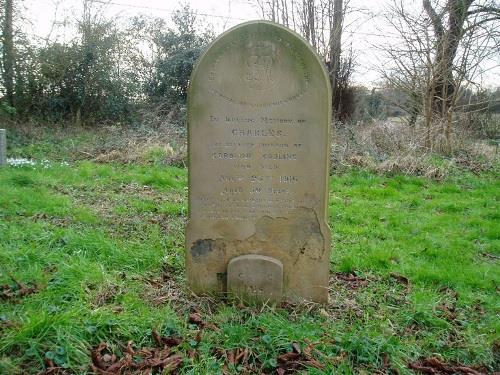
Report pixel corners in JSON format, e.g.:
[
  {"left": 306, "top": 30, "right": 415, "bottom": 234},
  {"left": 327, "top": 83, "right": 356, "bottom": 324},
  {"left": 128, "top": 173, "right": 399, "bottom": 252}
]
[{"left": 422, "top": 0, "right": 444, "bottom": 38}]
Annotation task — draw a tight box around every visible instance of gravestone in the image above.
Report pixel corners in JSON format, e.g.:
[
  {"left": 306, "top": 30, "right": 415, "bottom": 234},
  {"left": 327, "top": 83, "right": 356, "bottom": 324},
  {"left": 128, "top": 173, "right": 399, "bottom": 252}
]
[
  {"left": 0, "top": 129, "right": 6, "bottom": 166},
  {"left": 186, "top": 21, "right": 331, "bottom": 303}
]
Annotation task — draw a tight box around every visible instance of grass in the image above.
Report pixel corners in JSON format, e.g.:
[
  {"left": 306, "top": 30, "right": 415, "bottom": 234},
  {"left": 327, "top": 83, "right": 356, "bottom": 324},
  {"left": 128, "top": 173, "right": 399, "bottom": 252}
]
[{"left": 0, "top": 147, "right": 499, "bottom": 373}]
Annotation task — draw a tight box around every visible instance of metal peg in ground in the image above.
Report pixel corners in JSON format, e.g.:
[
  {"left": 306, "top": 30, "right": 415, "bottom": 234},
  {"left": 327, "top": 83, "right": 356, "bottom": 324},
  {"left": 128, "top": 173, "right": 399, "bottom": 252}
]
[{"left": 0, "top": 129, "right": 6, "bottom": 166}]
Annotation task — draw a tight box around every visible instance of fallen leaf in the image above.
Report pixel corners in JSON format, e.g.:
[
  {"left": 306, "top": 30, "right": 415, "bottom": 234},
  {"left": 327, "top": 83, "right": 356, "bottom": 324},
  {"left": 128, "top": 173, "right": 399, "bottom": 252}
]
[
  {"left": 227, "top": 349, "right": 236, "bottom": 365},
  {"left": 390, "top": 273, "right": 411, "bottom": 292},
  {"left": 213, "top": 347, "right": 252, "bottom": 368},
  {"left": 408, "top": 357, "right": 487, "bottom": 375},
  {"left": 90, "top": 331, "right": 183, "bottom": 374},
  {"left": 152, "top": 328, "right": 183, "bottom": 348},
  {"left": 195, "top": 330, "right": 203, "bottom": 343},
  {"left": 276, "top": 342, "right": 324, "bottom": 373},
  {"left": 277, "top": 352, "right": 301, "bottom": 363},
  {"left": 188, "top": 313, "right": 204, "bottom": 326},
  {"left": 235, "top": 347, "right": 249, "bottom": 364},
  {"left": 0, "top": 275, "right": 38, "bottom": 302}
]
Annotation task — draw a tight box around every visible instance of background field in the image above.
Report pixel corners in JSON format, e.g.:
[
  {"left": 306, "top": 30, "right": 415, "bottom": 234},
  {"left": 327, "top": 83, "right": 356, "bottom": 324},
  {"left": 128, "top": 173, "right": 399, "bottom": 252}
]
[{"left": 0, "top": 128, "right": 498, "bottom": 374}]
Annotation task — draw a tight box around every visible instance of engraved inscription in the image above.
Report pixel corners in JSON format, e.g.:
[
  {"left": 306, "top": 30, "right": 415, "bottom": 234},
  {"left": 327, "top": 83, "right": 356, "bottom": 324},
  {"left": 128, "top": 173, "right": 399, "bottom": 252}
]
[
  {"left": 196, "top": 113, "right": 310, "bottom": 221},
  {"left": 208, "top": 31, "right": 310, "bottom": 107}
]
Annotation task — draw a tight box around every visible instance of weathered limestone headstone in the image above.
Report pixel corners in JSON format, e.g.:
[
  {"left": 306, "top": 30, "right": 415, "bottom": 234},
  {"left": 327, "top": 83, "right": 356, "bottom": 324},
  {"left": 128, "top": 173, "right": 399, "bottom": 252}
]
[
  {"left": 186, "top": 21, "right": 331, "bottom": 303},
  {"left": 0, "top": 129, "right": 6, "bottom": 166}
]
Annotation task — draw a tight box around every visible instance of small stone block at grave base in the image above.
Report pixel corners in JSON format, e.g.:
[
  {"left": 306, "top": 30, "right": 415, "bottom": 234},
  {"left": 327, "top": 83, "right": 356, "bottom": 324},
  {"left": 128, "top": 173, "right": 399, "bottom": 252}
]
[
  {"left": 227, "top": 254, "right": 283, "bottom": 304},
  {"left": 0, "top": 129, "right": 6, "bottom": 166}
]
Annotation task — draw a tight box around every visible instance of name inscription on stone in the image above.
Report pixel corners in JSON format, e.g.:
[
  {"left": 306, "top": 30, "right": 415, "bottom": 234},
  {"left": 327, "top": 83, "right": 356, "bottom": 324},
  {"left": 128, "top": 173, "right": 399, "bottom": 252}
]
[{"left": 198, "top": 114, "right": 313, "bottom": 221}]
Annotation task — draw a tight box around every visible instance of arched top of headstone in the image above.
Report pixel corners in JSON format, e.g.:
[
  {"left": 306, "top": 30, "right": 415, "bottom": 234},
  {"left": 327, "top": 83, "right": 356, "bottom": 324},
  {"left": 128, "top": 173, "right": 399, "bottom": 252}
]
[{"left": 189, "top": 20, "right": 331, "bottom": 109}]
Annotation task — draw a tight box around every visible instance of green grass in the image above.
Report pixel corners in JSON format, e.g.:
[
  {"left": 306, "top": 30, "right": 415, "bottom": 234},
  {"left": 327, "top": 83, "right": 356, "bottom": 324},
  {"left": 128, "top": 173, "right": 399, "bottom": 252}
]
[{"left": 0, "top": 160, "right": 498, "bottom": 374}]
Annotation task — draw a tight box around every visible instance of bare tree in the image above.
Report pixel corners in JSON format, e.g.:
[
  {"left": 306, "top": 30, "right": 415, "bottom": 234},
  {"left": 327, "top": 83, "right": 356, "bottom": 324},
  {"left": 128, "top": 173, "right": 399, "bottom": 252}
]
[
  {"left": 329, "top": 0, "right": 345, "bottom": 119},
  {"left": 254, "top": 0, "right": 354, "bottom": 121},
  {"left": 380, "top": 0, "right": 500, "bottom": 151},
  {"left": 2, "top": 0, "right": 15, "bottom": 107},
  {"left": 377, "top": 1, "right": 434, "bottom": 135},
  {"left": 424, "top": 0, "right": 499, "bottom": 150}
]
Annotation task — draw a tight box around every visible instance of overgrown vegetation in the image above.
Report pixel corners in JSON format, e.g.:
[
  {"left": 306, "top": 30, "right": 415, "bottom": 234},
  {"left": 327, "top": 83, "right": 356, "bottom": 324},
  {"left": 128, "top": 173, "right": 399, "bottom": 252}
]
[
  {"left": 1, "top": 135, "right": 499, "bottom": 374},
  {"left": 331, "top": 116, "right": 499, "bottom": 177},
  {"left": 0, "top": 2, "right": 211, "bottom": 126},
  {"left": 3, "top": 120, "right": 498, "bottom": 181}
]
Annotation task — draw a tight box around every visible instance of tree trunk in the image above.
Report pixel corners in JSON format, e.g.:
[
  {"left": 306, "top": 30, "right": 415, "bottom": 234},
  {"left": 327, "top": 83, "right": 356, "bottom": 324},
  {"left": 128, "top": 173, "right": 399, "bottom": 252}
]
[
  {"left": 423, "top": 82, "right": 435, "bottom": 150},
  {"left": 2, "top": 0, "right": 15, "bottom": 108},
  {"left": 307, "top": 0, "right": 316, "bottom": 49},
  {"left": 75, "top": 106, "right": 82, "bottom": 127},
  {"left": 330, "top": 0, "right": 343, "bottom": 119},
  {"left": 423, "top": 0, "right": 474, "bottom": 148}
]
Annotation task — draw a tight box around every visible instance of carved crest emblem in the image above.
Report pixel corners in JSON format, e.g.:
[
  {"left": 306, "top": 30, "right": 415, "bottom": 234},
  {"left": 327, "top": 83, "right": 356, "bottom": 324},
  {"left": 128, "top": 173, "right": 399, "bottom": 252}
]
[
  {"left": 243, "top": 40, "right": 278, "bottom": 90},
  {"left": 208, "top": 31, "right": 309, "bottom": 106}
]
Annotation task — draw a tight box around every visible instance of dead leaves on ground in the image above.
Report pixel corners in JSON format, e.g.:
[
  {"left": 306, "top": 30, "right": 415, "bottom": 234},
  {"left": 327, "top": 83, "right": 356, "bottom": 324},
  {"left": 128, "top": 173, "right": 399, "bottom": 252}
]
[
  {"left": 213, "top": 341, "right": 325, "bottom": 375},
  {"left": 89, "top": 311, "right": 219, "bottom": 374},
  {"left": 0, "top": 275, "right": 38, "bottom": 302},
  {"left": 90, "top": 330, "right": 183, "bottom": 375},
  {"left": 188, "top": 311, "right": 219, "bottom": 331},
  {"left": 389, "top": 272, "right": 411, "bottom": 293},
  {"left": 188, "top": 312, "right": 204, "bottom": 327},
  {"left": 32, "top": 301, "right": 493, "bottom": 375},
  {"left": 408, "top": 357, "right": 489, "bottom": 375},
  {"left": 213, "top": 347, "right": 254, "bottom": 373},
  {"left": 335, "top": 272, "right": 370, "bottom": 288},
  {"left": 152, "top": 329, "right": 183, "bottom": 348},
  {"left": 88, "top": 320, "right": 326, "bottom": 375},
  {"left": 276, "top": 342, "right": 324, "bottom": 374}
]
